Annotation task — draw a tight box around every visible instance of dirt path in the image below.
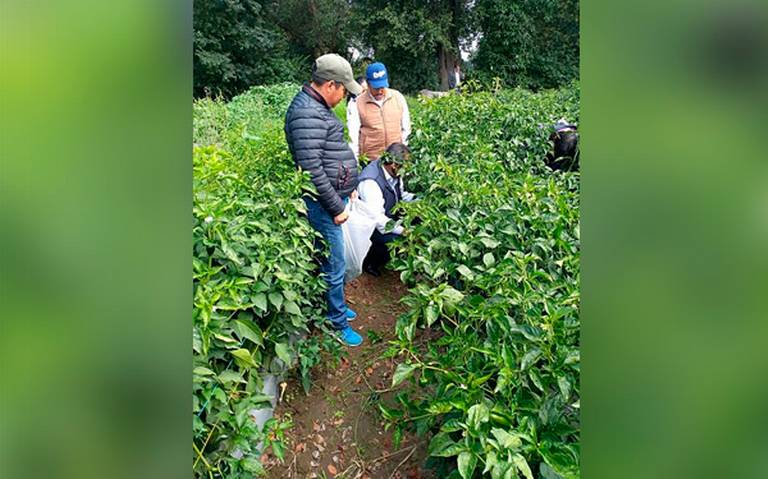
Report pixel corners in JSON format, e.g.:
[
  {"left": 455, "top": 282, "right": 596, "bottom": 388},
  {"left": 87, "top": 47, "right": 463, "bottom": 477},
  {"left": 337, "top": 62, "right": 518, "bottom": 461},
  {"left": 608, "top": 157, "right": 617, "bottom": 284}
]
[{"left": 263, "top": 271, "right": 433, "bottom": 479}]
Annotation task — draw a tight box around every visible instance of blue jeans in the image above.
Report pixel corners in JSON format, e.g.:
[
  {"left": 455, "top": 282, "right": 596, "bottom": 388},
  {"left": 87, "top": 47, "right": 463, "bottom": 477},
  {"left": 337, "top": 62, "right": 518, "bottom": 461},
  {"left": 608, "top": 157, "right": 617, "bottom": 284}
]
[{"left": 304, "top": 197, "right": 349, "bottom": 330}]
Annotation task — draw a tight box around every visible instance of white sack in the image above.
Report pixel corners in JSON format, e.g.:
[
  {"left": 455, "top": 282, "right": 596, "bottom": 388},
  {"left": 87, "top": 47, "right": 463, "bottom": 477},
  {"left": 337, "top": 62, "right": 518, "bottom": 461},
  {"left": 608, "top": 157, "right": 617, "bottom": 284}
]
[{"left": 342, "top": 198, "right": 378, "bottom": 283}]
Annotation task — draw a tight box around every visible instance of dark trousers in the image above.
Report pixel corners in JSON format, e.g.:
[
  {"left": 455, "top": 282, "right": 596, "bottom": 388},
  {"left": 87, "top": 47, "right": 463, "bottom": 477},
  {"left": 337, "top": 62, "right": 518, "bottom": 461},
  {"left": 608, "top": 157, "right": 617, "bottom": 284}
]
[{"left": 363, "top": 229, "right": 400, "bottom": 270}]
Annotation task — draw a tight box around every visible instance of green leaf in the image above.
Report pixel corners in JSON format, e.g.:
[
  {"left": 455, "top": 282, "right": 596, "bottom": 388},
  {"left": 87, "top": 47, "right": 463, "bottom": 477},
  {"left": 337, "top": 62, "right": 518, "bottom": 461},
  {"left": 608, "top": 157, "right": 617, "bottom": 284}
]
[
  {"left": 242, "top": 457, "right": 264, "bottom": 474},
  {"left": 425, "top": 304, "right": 439, "bottom": 326},
  {"left": 483, "top": 252, "right": 495, "bottom": 267},
  {"left": 439, "top": 285, "right": 464, "bottom": 305},
  {"left": 480, "top": 237, "right": 500, "bottom": 248},
  {"left": 193, "top": 367, "right": 215, "bottom": 376},
  {"left": 432, "top": 441, "right": 466, "bottom": 458},
  {"left": 232, "top": 320, "right": 263, "bottom": 347},
  {"left": 491, "top": 428, "right": 523, "bottom": 450},
  {"left": 557, "top": 376, "right": 572, "bottom": 400},
  {"left": 230, "top": 348, "right": 257, "bottom": 369},
  {"left": 458, "top": 451, "right": 477, "bottom": 479},
  {"left": 428, "top": 432, "right": 456, "bottom": 456},
  {"left": 520, "top": 348, "right": 542, "bottom": 370},
  {"left": 268, "top": 292, "right": 283, "bottom": 310},
  {"left": 274, "top": 342, "right": 291, "bottom": 365},
  {"left": 218, "top": 370, "right": 246, "bottom": 384},
  {"left": 483, "top": 451, "right": 499, "bottom": 474},
  {"left": 392, "top": 427, "right": 403, "bottom": 449},
  {"left": 440, "top": 418, "right": 464, "bottom": 432},
  {"left": 271, "top": 440, "right": 285, "bottom": 460},
  {"left": 513, "top": 454, "right": 534, "bottom": 479},
  {"left": 564, "top": 350, "right": 580, "bottom": 365},
  {"left": 467, "top": 403, "right": 490, "bottom": 430},
  {"left": 284, "top": 300, "right": 301, "bottom": 315},
  {"left": 539, "top": 462, "right": 564, "bottom": 479},
  {"left": 392, "top": 362, "right": 418, "bottom": 387},
  {"left": 252, "top": 293, "right": 267, "bottom": 313},
  {"left": 456, "top": 264, "right": 474, "bottom": 280},
  {"left": 221, "top": 242, "right": 242, "bottom": 265}
]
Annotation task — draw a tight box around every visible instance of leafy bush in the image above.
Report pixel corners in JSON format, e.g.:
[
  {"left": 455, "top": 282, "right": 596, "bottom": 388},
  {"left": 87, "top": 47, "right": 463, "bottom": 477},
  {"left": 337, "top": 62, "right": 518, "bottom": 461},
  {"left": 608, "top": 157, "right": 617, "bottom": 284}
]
[
  {"left": 193, "top": 84, "right": 333, "bottom": 477},
  {"left": 385, "top": 83, "right": 581, "bottom": 478}
]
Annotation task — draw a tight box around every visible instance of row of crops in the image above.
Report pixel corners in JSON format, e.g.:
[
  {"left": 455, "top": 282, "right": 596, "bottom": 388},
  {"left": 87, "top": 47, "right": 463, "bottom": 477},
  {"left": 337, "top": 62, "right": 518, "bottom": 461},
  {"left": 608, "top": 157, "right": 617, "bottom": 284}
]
[
  {"left": 386, "top": 84, "right": 580, "bottom": 479},
  {"left": 193, "top": 84, "right": 341, "bottom": 477},
  {"left": 193, "top": 82, "right": 580, "bottom": 478}
]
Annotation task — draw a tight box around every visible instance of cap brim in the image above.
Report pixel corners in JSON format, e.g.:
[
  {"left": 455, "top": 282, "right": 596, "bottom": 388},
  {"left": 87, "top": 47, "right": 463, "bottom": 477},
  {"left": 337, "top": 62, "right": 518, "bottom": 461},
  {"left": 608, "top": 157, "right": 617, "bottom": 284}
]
[
  {"left": 368, "top": 78, "right": 389, "bottom": 89},
  {"left": 344, "top": 79, "right": 364, "bottom": 96}
]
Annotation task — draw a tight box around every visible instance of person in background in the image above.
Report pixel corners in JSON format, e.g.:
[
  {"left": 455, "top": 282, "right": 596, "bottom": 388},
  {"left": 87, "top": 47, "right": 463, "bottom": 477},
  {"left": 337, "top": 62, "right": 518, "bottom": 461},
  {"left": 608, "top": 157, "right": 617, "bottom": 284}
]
[
  {"left": 448, "top": 63, "right": 462, "bottom": 90},
  {"left": 545, "top": 119, "right": 579, "bottom": 172},
  {"left": 284, "top": 53, "right": 365, "bottom": 347},
  {"left": 347, "top": 62, "right": 411, "bottom": 161},
  {"left": 356, "top": 143, "right": 416, "bottom": 277}
]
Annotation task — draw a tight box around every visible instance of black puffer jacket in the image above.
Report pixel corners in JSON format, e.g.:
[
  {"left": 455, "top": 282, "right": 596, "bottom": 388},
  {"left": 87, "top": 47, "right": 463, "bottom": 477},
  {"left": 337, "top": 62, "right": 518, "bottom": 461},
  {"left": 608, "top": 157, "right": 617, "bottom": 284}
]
[{"left": 285, "top": 84, "right": 359, "bottom": 217}]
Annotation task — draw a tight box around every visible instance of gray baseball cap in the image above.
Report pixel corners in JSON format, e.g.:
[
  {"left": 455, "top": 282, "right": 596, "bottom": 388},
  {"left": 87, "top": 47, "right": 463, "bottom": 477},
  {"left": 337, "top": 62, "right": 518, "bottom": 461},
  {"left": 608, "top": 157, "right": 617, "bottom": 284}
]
[{"left": 313, "top": 54, "right": 363, "bottom": 96}]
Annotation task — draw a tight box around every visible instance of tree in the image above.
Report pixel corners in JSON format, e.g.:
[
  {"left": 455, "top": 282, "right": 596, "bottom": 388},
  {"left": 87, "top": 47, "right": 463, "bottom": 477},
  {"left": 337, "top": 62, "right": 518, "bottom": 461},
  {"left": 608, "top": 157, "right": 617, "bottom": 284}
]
[
  {"left": 472, "top": 0, "right": 579, "bottom": 90},
  {"left": 266, "top": 0, "right": 353, "bottom": 59},
  {"left": 194, "top": 0, "right": 306, "bottom": 98},
  {"left": 352, "top": 0, "right": 475, "bottom": 93}
]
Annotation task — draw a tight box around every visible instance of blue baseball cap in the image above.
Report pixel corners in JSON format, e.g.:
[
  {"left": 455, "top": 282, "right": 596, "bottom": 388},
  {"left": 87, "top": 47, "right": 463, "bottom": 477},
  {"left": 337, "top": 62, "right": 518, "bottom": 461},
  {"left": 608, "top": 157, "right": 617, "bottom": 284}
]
[{"left": 366, "top": 62, "right": 389, "bottom": 89}]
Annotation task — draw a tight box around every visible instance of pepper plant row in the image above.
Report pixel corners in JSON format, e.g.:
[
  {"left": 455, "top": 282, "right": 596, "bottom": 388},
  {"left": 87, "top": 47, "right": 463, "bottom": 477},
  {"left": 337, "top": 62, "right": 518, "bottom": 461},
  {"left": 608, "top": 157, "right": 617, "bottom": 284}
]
[
  {"left": 386, "top": 83, "right": 581, "bottom": 479},
  {"left": 192, "top": 84, "right": 338, "bottom": 477}
]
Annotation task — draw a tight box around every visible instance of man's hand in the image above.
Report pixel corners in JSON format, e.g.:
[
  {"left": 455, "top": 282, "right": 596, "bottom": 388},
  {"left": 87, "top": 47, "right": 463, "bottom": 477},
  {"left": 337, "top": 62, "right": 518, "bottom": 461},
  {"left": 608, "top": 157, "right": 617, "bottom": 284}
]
[
  {"left": 334, "top": 211, "right": 349, "bottom": 225},
  {"left": 350, "top": 190, "right": 358, "bottom": 201}
]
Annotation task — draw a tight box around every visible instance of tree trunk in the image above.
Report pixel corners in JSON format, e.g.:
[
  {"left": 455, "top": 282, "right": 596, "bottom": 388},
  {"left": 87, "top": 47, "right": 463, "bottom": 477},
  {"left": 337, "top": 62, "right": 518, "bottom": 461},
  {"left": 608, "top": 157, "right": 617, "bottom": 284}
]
[
  {"left": 437, "top": 0, "right": 463, "bottom": 90},
  {"left": 438, "top": 46, "right": 448, "bottom": 90}
]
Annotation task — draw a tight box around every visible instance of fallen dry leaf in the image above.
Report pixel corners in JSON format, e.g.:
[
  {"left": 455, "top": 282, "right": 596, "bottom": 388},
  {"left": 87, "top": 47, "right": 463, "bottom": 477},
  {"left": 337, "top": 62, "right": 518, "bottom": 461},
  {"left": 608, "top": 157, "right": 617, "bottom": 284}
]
[{"left": 327, "top": 464, "right": 338, "bottom": 475}]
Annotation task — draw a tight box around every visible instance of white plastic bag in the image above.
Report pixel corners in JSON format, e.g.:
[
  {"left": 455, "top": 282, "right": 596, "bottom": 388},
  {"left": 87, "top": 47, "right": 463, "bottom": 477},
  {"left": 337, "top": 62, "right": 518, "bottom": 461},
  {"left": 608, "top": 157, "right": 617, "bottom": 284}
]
[{"left": 342, "top": 198, "right": 378, "bottom": 283}]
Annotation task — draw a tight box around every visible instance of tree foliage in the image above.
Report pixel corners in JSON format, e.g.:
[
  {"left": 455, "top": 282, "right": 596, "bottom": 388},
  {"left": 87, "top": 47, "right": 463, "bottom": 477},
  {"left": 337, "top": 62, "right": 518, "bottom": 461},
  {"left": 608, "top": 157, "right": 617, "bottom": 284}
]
[
  {"left": 193, "top": 0, "right": 580, "bottom": 97},
  {"left": 352, "top": 0, "right": 474, "bottom": 93},
  {"left": 267, "top": 0, "right": 353, "bottom": 59},
  {"left": 472, "top": 0, "right": 580, "bottom": 90},
  {"left": 193, "top": 0, "right": 306, "bottom": 98}
]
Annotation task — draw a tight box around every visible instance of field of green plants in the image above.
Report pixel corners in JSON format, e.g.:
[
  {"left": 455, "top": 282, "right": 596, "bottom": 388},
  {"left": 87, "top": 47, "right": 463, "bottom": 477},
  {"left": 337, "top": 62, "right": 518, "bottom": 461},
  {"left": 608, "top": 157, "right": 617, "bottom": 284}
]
[
  {"left": 193, "top": 82, "right": 579, "bottom": 478},
  {"left": 386, "top": 85, "right": 580, "bottom": 479}
]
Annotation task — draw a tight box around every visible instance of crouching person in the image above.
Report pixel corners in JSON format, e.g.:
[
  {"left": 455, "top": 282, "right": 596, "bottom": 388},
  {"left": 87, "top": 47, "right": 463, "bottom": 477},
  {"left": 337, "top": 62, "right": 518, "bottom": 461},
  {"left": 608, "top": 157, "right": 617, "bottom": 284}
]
[
  {"left": 357, "top": 143, "right": 416, "bottom": 277},
  {"left": 545, "top": 119, "right": 579, "bottom": 172}
]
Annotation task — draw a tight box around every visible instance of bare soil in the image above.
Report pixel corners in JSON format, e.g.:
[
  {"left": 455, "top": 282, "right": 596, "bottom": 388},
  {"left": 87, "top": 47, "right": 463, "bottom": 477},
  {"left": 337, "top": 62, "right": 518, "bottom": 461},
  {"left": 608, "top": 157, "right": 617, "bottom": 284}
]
[{"left": 263, "top": 270, "right": 435, "bottom": 479}]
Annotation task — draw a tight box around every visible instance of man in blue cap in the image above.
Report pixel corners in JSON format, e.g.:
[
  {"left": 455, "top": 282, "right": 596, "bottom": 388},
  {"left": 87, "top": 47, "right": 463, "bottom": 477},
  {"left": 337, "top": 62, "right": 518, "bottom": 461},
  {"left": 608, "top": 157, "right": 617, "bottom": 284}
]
[{"left": 347, "top": 62, "right": 411, "bottom": 161}]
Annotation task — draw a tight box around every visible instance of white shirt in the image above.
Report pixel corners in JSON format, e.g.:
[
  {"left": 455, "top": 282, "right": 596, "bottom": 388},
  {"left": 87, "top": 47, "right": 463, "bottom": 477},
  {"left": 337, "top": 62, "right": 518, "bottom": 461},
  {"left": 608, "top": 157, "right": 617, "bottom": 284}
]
[
  {"left": 347, "top": 90, "right": 411, "bottom": 159},
  {"left": 357, "top": 166, "right": 415, "bottom": 235}
]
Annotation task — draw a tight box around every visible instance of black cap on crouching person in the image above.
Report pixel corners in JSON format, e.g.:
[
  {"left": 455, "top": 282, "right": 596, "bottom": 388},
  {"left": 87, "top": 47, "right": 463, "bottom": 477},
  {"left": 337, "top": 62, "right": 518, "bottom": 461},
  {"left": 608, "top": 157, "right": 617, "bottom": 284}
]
[
  {"left": 312, "top": 54, "right": 364, "bottom": 96},
  {"left": 380, "top": 143, "right": 411, "bottom": 166}
]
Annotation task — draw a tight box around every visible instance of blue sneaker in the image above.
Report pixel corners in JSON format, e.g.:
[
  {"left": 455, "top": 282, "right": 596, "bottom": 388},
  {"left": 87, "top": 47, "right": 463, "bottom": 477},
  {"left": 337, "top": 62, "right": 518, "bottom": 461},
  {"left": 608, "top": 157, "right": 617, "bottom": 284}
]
[
  {"left": 337, "top": 326, "right": 363, "bottom": 347},
  {"left": 345, "top": 307, "right": 357, "bottom": 321}
]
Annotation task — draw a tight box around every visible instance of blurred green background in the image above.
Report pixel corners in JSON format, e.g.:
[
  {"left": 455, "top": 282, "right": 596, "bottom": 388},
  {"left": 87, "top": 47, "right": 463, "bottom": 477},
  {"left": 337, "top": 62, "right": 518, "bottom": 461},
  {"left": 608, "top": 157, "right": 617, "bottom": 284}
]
[
  {"left": 1, "top": 0, "right": 767, "bottom": 478},
  {"left": 583, "top": 0, "right": 768, "bottom": 477},
  {"left": 0, "top": 1, "right": 191, "bottom": 478}
]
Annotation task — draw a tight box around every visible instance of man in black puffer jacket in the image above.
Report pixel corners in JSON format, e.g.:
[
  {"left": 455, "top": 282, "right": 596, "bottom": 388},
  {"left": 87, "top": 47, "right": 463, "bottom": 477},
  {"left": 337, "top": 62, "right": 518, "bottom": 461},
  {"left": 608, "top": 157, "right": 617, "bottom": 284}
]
[{"left": 284, "top": 54, "right": 365, "bottom": 347}]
